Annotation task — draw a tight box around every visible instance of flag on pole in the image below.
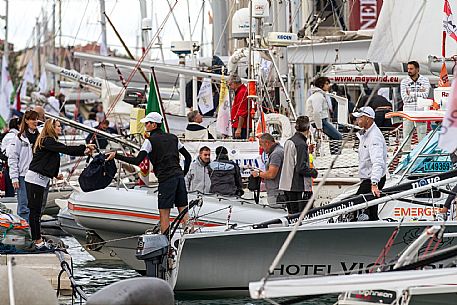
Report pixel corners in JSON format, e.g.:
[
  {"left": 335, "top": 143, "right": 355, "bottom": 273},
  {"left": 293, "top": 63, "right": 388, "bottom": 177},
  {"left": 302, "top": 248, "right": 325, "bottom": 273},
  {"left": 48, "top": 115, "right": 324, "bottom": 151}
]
[
  {"left": 216, "top": 74, "right": 232, "bottom": 136},
  {"left": 139, "top": 69, "right": 169, "bottom": 185},
  {"left": 197, "top": 78, "right": 214, "bottom": 115},
  {"left": 0, "top": 54, "right": 13, "bottom": 126},
  {"left": 255, "top": 108, "right": 267, "bottom": 137},
  {"left": 438, "top": 71, "right": 457, "bottom": 152},
  {"left": 39, "top": 68, "right": 47, "bottom": 93},
  {"left": 444, "top": 0, "right": 457, "bottom": 43},
  {"left": 23, "top": 59, "right": 35, "bottom": 84},
  {"left": 439, "top": 62, "right": 451, "bottom": 87},
  {"left": 147, "top": 70, "right": 167, "bottom": 132},
  {"left": 16, "top": 59, "right": 36, "bottom": 111}
]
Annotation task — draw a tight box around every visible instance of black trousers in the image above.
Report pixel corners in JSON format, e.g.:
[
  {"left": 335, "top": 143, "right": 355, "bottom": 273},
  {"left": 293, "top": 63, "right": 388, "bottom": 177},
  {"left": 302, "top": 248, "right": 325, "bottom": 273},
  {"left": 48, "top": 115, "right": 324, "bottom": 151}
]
[
  {"left": 284, "top": 191, "right": 313, "bottom": 215},
  {"left": 356, "top": 175, "right": 386, "bottom": 221},
  {"left": 3, "top": 166, "right": 15, "bottom": 197},
  {"left": 26, "top": 182, "right": 46, "bottom": 241}
]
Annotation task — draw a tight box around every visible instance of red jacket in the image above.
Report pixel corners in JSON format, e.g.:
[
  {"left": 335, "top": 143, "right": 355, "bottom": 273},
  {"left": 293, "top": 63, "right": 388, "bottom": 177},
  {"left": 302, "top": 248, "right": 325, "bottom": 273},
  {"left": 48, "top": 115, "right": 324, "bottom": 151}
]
[{"left": 231, "top": 84, "right": 251, "bottom": 129}]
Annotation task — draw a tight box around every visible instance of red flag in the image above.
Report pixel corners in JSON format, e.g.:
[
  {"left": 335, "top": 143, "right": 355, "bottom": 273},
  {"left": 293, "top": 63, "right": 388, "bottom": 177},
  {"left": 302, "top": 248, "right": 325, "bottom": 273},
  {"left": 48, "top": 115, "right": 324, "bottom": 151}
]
[
  {"left": 444, "top": 0, "right": 457, "bottom": 43},
  {"left": 255, "top": 109, "right": 267, "bottom": 138},
  {"left": 439, "top": 62, "right": 451, "bottom": 87}
]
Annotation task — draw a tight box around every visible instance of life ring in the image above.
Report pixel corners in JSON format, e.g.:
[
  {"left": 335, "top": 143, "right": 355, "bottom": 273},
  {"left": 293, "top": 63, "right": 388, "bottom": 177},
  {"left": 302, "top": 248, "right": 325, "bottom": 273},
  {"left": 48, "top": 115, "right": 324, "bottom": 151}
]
[{"left": 256, "top": 113, "right": 292, "bottom": 139}]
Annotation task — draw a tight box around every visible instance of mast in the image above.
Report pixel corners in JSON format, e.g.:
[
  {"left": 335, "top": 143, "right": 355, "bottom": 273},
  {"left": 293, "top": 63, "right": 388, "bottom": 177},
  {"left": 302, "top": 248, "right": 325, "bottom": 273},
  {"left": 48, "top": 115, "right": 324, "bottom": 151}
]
[
  {"left": 211, "top": 0, "right": 228, "bottom": 56},
  {"left": 3, "top": 0, "right": 8, "bottom": 60},
  {"left": 99, "top": 0, "right": 108, "bottom": 55},
  {"left": 36, "top": 17, "right": 41, "bottom": 77},
  {"left": 52, "top": 0, "right": 56, "bottom": 90}
]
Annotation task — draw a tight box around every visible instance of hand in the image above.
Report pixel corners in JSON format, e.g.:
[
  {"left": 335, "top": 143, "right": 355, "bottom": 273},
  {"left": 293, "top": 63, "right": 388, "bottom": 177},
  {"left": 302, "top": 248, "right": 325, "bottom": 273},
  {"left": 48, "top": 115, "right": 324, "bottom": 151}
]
[
  {"left": 106, "top": 152, "right": 116, "bottom": 161},
  {"left": 371, "top": 184, "right": 381, "bottom": 197},
  {"left": 308, "top": 143, "right": 315, "bottom": 153},
  {"left": 86, "top": 144, "right": 96, "bottom": 151},
  {"left": 57, "top": 173, "right": 64, "bottom": 180},
  {"left": 251, "top": 170, "right": 260, "bottom": 178},
  {"left": 235, "top": 129, "right": 242, "bottom": 139},
  {"left": 440, "top": 207, "right": 449, "bottom": 214},
  {"left": 13, "top": 181, "right": 19, "bottom": 190}
]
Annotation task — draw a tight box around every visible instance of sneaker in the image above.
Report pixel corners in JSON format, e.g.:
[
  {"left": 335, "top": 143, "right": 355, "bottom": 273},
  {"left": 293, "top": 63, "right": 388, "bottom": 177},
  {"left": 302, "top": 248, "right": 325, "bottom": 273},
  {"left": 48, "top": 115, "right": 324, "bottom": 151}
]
[{"left": 35, "top": 241, "right": 52, "bottom": 251}]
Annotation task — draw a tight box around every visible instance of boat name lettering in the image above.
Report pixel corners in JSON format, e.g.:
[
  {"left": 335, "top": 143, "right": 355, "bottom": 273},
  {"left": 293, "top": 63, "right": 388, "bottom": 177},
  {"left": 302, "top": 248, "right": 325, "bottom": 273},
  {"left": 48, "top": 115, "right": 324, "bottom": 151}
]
[
  {"left": 271, "top": 262, "right": 444, "bottom": 276},
  {"left": 411, "top": 176, "right": 440, "bottom": 189},
  {"left": 304, "top": 201, "right": 355, "bottom": 219},
  {"left": 393, "top": 207, "right": 441, "bottom": 217},
  {"left": 356, "top": 290, "right": 394, "bottom": 299}
]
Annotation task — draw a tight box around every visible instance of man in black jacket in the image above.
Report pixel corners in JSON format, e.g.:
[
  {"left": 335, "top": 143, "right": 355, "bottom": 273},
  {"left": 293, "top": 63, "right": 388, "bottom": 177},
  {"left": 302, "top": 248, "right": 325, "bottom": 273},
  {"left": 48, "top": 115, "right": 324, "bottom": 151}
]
[
  {"left": 208, "top": 146, "right": 243, "bottom": 196},
  {"left": 108, "top": 112, "right": 192, "bottom": 234}
]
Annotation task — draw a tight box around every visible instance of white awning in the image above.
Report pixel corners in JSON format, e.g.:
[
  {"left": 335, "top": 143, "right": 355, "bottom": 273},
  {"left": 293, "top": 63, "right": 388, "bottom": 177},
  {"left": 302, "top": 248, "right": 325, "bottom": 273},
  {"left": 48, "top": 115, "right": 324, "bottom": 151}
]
[{"left": 287, "top": 40, "right": 372, "bottom": 65}]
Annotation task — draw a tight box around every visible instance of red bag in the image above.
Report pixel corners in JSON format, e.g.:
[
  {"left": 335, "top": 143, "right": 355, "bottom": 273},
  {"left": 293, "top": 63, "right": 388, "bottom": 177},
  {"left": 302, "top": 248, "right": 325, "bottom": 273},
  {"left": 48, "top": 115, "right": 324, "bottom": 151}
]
[{"left": 0, "top": 171, "right": 5, "bottom": 192}]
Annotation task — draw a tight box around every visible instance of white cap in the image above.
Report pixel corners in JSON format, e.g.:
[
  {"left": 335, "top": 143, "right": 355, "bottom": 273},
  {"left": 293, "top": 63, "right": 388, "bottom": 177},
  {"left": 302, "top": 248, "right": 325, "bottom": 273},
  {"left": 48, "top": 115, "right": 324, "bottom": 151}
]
[
  {"left": 352, "top": 106, "right": 375, "bottom": 119},
  {"left": 140, "top": 112, "right": 163, "bottom": 123}
]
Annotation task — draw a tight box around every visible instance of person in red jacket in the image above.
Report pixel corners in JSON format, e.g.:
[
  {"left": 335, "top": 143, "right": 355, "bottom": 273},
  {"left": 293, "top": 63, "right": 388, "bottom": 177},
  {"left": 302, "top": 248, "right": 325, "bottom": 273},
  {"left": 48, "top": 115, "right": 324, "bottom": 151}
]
[{"left": 228, "top": 73, "right": 251, "bottom": 139}]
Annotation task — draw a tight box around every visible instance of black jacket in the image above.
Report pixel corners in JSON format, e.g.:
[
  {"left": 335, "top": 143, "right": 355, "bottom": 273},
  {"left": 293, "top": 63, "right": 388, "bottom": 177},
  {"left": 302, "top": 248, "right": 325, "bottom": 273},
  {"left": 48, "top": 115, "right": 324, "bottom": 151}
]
[
  {"left": 115, "top": 129, "right": 191, "bottom": 183},
  {"left": 208, "top": 154, "right": 243, "bottom": 196},
  {"left": 29, "top": 137, "right": 86, "bottom": 178}
]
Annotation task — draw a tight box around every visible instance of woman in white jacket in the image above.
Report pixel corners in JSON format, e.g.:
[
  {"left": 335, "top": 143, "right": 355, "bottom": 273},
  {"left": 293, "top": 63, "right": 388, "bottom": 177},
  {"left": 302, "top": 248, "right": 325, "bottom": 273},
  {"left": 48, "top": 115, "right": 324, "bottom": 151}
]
[
  {"left": 1, "top": 117, "right": 22, "bottom": 197},
  {"left": 6, "top": 110, "right": 39, "bottom": 222}
]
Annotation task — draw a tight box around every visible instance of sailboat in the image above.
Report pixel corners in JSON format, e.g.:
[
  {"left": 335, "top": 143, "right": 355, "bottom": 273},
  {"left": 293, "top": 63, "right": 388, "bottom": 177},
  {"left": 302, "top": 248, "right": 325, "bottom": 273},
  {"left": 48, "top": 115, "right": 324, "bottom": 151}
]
[{"left": 249, "top": 225, "right": 457, "bottom": 305}]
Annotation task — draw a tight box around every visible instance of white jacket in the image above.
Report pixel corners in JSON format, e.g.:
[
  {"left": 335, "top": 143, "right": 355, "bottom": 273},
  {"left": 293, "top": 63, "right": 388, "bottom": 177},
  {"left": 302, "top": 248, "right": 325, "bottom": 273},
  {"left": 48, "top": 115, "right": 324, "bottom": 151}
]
[
  {"left": 356, "top": 123, "right": 387, "bottom": 183},
  {"left": 1, "top": 129, "right": 18, "bottom": 153},
  {"left": 400, "top": 75, "right": 430, "bottom": 110},
  {"left": 6, "top": 133, "right": 34, "bottom": 183},
  {"left": 185, "top": 157, "right": 211, "bottom": 193},
  {"left": 305, "top": 88, "right": 329, "bottom": 129}
]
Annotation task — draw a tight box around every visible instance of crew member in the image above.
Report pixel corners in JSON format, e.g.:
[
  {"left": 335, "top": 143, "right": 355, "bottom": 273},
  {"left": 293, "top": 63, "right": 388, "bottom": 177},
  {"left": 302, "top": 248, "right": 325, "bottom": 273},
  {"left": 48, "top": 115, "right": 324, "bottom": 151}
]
[
  {"left": 251, "top": 133, "right": 284, "bottom": 207},
  {"left": 26, "top": 119, "right": 94, "bottom": 250},
  {"left": 108, "top": 112, "right": 192, "bottom": 233},
  {"left": 228, "top": 74, "right": 250, "bottom": 139},
  {"left": 185, "top": 110, "right": 214, "bottom": 140},
  {"left": 208, "top": 146, "right": 243, "bottom": 196},
  {"left": 400, "top": 61, "right": 430, "bottom": 151},
  {"left": 305, "top": 77, "right": 342, "bottom": 154},
  {"left": 352, "top": 106, "right": 387, "bottom": 221},
  {"left": 185, "top": 146, "right": 211, "bottom": 193},
  {"left": 279, "top": 116, "right": 317, "bottom": 214}
]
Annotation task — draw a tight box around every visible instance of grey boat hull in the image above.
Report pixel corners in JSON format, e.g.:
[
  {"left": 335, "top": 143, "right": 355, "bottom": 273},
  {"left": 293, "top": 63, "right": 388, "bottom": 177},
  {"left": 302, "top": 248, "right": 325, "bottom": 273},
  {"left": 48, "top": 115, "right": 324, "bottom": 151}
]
[{"left": 171, "top": 221, "right": 457, "bottom": 295}]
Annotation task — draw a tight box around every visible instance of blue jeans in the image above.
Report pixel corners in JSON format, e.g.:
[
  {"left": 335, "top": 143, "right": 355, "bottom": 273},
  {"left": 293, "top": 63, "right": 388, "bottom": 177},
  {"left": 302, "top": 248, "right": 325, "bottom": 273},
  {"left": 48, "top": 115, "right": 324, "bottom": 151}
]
[
  {"left": 317, "top": 119, "right": 343, "bottom": 155},
  {"left": 17, "top": 176, "right": 30, "bottom": 222}
]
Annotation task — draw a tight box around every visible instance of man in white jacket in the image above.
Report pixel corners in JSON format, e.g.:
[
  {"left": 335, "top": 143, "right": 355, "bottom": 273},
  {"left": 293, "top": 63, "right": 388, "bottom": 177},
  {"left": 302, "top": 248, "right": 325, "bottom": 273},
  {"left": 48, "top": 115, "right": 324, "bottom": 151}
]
[
  {"left": 352, "top": 107, "right": 387, "bottom": 221},
  {"left": 400, "top": 61, "right": 430, "bottom": 151},
  {"left": 305, "top": 77, "right": 342, "bottom": 154}
]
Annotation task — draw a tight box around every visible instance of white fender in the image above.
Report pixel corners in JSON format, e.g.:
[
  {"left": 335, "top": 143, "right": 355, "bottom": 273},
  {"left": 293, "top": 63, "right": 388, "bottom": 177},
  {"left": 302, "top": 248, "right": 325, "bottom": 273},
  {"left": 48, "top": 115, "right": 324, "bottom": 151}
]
[{"left": 257, "top": 113, "right": 292, "bottom": 140}]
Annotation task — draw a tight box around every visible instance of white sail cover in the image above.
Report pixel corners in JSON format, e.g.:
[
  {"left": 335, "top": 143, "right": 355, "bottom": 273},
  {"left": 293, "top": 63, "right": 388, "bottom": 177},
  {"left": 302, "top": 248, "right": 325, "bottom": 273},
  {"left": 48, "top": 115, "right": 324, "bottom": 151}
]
[{"left": 368, "top": 0, "right": 457, "bottom": 64}]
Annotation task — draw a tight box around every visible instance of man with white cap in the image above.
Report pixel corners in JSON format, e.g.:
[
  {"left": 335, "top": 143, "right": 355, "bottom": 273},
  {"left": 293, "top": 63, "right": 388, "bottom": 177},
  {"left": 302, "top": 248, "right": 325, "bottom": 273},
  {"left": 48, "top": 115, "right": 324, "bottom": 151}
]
[
  {"left": 108, "top": 112, "right": 192, "bottom": 233},
  {"left": 352, "top": 106, "right": 387, "bottom": 221}
]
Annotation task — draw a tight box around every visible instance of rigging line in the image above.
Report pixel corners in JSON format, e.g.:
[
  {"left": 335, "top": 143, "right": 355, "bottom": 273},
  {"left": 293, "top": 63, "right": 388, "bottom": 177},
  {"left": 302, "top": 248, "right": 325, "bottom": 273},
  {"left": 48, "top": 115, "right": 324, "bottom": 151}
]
[
  {"left": 256, "top": 0, "right": 429, "bottom": 295},
  {"left": 71, "top": 0, "right": 90, "bottom": 46},
  {"left": 191, "top": 0, "right": 205, "bottom": 37},
  {"left": 165, "top": 0, "right": 185, "bottom": 41},
  {"left": 66, "top": 0, "right": 180, "bottom": 177}
]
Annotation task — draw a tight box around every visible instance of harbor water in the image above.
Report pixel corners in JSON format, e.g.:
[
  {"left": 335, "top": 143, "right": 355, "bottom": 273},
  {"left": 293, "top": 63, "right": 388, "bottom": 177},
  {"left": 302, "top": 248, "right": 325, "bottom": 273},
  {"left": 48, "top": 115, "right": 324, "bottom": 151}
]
[{"left": 60, "top": 237, "right": 336, "bottom": 305}]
